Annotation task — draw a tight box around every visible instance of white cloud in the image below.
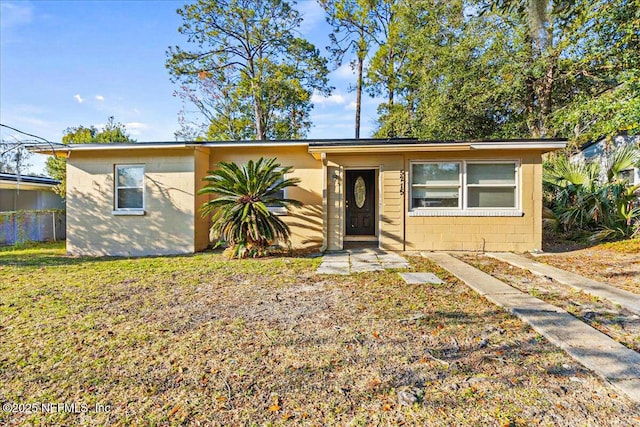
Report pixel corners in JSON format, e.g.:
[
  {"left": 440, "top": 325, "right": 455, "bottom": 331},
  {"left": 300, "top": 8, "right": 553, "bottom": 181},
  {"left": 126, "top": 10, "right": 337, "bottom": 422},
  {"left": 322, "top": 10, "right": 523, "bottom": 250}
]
[
  {"left": 124, "top": 122, "right": 147, "bottom": 136},
  {"left": 298, "top": 1, "right": 325, "bottom": 33},
  {"left": 346, "top": 101, "right": 357, "bottom": 111},
  {"left": 95, "top": 95, "right": 105, "bottom": 101},
  {"left": 73, "top": 94, "right": 83, "bottom": 104},
  {"left": 311, "top": 92, "right": 347, "bottom": 106},
  {"left": 333, "top": 63, "right": 355, "bottom": 79},
  {"left": 0, "top": 2, "right": 33, "bottom": 29}
]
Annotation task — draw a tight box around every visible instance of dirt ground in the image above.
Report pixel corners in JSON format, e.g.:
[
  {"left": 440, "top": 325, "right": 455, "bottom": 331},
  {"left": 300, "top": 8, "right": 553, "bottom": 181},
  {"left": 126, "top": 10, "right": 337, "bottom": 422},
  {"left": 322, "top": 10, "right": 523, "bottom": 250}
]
[
  {"left": 534, "top": 239, "right": 640, "bottom": 295},
  {"left": 458, "top": 253, "right": 640, "bottom": 353},
  {"left": 1, "top": 244, "right": 639, "bottom": 426}
]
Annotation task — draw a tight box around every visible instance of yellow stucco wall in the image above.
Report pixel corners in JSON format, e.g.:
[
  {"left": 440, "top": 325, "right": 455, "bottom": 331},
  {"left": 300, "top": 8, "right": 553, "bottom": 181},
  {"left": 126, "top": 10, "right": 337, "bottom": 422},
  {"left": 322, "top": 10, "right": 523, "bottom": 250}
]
[
  {"left": 194, "top": 148, "right": 211, "bottom": 251},
  {"left": 66, "top": 149, "right": 199, "bottom": 256},
  {"left": 208, "top": 145, "right": 324, "bottom": 249},
  {"left": 403, "top": 150, "right": 542, "bottom": 252},
  {"left": 65, "top": 144, "right": 545, "bottom": 256},
  {"left": 324, "top": 149, "right": 543, "bottom": 252}
]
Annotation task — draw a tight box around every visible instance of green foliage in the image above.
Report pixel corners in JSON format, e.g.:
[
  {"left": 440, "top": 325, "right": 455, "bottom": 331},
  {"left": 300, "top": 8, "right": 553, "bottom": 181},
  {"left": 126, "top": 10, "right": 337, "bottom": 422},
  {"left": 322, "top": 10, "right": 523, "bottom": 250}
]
[
  {"left": 370, "top": 0, "right": 639, "bottom": 143},
  {"left": 45, "top": 117, "right": 135, "bottom": 197},
  {"left": 543, "top": 146, "right": 640, "bottom": 241},
  {"left": 373, "top": 0, "right": 523, "bottom": 139},
  {"left": 320, "top": 0, "right": 381, "bottom": 138},
  {"left": 198, "top": 157, "right": 302, "bottom": 258},
  {"left": 167, "top": 0, "right": 331, "bottom": 141}
]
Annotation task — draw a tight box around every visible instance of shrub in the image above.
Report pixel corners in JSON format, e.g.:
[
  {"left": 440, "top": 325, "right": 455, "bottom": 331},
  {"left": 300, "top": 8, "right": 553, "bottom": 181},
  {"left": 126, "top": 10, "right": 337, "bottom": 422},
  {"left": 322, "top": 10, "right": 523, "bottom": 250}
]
[
  {"left": 198, "top": 157, "right": 302, "bottom": 258},
  {"left": 543, "top": 145, "right": 640, "bottom": 241}
]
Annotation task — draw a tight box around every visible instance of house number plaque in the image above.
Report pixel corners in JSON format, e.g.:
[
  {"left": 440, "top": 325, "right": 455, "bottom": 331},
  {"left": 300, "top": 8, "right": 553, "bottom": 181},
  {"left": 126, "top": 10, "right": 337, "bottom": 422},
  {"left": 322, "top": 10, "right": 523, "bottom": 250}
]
[{"left": 354, "top": 176, "right": 366, "bottom": 208}]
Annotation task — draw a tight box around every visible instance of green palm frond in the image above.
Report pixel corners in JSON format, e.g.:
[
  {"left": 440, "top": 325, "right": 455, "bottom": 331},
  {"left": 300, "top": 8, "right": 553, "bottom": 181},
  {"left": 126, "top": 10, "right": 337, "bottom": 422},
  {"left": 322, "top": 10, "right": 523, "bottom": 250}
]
[
  {"left": 606, "top": 144, "right": 639, "bottom": 182},
  {"left": 198, "top": 157, "right": 302, "bottom": 258}
]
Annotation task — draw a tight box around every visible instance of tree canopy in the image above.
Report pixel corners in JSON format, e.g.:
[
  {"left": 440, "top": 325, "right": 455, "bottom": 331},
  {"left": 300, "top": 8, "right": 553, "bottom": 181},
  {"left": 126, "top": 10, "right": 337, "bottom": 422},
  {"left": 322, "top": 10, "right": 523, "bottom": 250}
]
[
  {"left": 366, "top": 0, "right": 639, "bottom": 145},
  {"left": 46, "top": 117, "right": 135, "bottom": 197},
  {"left": 167, "top": 0, "right": 332, "bottom": 141},
  {"left": 166, "top": 0, "right": 638, "bottom": 145}
]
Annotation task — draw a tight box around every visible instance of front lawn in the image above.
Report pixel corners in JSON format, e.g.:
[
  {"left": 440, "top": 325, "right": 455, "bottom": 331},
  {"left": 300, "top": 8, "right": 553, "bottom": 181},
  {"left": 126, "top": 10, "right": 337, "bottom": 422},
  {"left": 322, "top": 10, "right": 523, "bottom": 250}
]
[
  {"left": 534, "top": 238, "right": 640, "bottom": 295},
  {"left": 0, "top": 243, "right": 637, "bottom": 426}
]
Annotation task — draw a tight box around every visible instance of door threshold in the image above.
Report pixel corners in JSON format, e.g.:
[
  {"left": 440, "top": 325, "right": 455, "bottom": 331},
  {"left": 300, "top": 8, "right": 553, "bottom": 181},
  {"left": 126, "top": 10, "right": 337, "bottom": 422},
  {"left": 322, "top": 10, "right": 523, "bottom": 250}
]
[{"left": 344, "top": 235, "right": 378, "bottom": 242}]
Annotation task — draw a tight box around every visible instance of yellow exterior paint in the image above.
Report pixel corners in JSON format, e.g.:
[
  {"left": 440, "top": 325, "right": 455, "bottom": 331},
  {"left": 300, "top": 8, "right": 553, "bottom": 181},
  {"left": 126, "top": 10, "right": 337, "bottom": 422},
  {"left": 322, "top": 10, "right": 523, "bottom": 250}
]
[
  {"left": 66, "top": 149, "right": 200, "bottom": 256},
  {"left": 207, "top": 145, "right": 324, "bottom": 249},
  {"left": 63, "top": 142, "right": 553, "bottom": 256},
  {"left": 402, "top": 150, "right": 542, "bottom": 252}
]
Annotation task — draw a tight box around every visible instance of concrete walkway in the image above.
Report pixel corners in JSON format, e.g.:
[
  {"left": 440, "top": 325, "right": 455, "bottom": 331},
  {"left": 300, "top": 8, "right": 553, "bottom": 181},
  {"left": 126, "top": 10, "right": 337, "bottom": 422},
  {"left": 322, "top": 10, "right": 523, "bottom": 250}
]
[
  {"left": 423, "top": 252, "right": 640, "bottom": 404},
  {"left": 316, "top": 248, "right": 409, "bottom": 275},
  {"left": 488, "top": 252, "right": 640, "bottom": 316}
]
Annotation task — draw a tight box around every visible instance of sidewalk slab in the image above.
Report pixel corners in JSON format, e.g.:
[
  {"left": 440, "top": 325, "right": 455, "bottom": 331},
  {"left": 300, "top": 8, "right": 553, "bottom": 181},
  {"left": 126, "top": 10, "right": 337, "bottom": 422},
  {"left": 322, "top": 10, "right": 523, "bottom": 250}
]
[
  {"left": 317, "top": 250, "right": 409, "bottom": 275},
  {"left": 422, "top": 251, "right": 640, "bottom": 404},
  {"left": 399, "top": 272, "right": 443, "bottom": 285},
  {"left": 425, "top": 252, "right": 521, "bottom": 296},
  {"left": 488, "top": 252, "right": 640, "bottom": 315}
]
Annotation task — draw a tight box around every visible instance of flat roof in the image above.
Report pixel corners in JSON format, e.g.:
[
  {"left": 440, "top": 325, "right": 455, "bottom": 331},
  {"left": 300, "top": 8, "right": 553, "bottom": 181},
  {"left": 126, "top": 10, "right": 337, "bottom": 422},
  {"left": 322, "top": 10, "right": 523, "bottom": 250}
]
[
  {"left": 28, "top": 138, "right": 567, "bottom": 156},
  {"left": 0, "top": 173, "right": 59, "bottom": 185}
]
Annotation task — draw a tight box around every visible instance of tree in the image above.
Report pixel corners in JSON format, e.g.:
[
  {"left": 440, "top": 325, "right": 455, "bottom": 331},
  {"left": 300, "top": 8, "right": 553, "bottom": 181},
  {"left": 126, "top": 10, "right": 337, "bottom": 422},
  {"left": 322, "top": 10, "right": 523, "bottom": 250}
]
[
  {"left": 372, "top": 0, "right": 639, "bottom": 144},
  {"left": 198, "top": 157, "right": 302, "bottom": 258},
  {"left": 374, "top": 0, "right": 513, "bottom": 139},
  {"left": 0, "top": 141, "right": 32, "bottom": 175},
  {"left": 167, "top": 0, "right": 332, "bottom": 141},
  {"left": 486, "top": 0, "right": 639, "bottom": 142},
  {"left": 320, "top": 0, "right": 378, "bottom": 139},
  {"left": 45, "top": 117, "right": 135, "bottom": 197}
]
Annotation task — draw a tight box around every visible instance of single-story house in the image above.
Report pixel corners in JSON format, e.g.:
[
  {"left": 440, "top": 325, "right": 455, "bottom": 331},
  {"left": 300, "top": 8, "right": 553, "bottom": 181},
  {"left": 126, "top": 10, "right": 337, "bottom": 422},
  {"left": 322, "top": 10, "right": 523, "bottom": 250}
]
[
  {"left": 0, "top": 173, "right": 65, "bottom": 212},
  {"left": 34, "top": 138, "right": 565, "bottom": 256},
  {"left": 571, "top": 134, "right": 640, "bottom": 184},
  {"left": 0, "top": 173, "right": 66, "bottom": 245}
]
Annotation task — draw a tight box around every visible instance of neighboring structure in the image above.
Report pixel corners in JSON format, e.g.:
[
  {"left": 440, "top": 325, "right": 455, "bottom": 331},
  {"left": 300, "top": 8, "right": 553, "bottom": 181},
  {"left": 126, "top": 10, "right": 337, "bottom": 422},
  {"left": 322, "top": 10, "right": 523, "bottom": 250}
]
[
  {"left": 571, "top": 134, "right": 640, "bottom": 184},
  {"left": 33, "top": 138, "right": 565, "bottom": 256},
  {"left": 0, "top": 173, "right": 65, "bottom": 211},
  {"left": 0, "top": 173, "right": 66, "bottom": 245}
]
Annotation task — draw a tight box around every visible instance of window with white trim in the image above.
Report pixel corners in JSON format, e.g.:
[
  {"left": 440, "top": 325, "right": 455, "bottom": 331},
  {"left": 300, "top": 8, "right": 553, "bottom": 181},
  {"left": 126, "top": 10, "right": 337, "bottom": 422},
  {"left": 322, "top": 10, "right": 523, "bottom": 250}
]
[
  {"left": 266, "top": 173, "right": 288, "bottom": 215},
  {"left": 410, "top": 161, "right": 518, "bottom": 211},
  {"left": 466, "top": 163, "right": 517, "bottom": 208},
  {"left": 411, "top": 162, "right": 461, "bottom": 209},
  {"left": 114, "top": 165, "right": 145, "bottom": 211}
]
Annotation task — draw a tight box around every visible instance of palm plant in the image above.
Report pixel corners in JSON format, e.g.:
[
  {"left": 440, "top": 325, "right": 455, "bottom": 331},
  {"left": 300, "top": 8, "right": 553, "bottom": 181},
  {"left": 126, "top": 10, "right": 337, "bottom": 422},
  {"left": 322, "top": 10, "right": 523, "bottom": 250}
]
[
  {"left": 198, "top": 157, "right": 302, "bottom": 258},
  {"left": 543, "top": 145, "right": 640, "bottom": 241}
]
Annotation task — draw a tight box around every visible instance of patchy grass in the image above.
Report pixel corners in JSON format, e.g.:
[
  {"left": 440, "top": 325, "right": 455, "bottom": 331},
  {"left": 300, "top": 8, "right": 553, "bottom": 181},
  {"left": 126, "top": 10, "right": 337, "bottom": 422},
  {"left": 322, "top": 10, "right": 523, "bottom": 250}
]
[
  {"left": 457, "top": 254, "right": 640, "bottom": 353},
  {"left": 1, "top": 243, "right": 638, "bottom": 426},
  {"left": 532, "top": 238, "right": 640, "bottom": 295}
]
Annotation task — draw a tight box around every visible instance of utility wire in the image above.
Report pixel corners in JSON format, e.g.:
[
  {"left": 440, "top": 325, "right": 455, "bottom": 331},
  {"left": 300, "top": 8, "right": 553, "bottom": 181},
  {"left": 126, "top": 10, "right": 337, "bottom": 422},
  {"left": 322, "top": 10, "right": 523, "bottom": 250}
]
[
  {"left": 0, "top": 123, "right": 63, "bottom": 157},
  {"left": 0, "top": 123, "right": 54, "bottom": 144}
]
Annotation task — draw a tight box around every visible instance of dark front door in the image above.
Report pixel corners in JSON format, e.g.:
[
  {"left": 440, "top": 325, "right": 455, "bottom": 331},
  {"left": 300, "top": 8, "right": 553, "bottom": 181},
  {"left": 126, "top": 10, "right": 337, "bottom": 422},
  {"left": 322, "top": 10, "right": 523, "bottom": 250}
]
[{"left": 345, "top": 169, "right": 376, "bottom": 235}]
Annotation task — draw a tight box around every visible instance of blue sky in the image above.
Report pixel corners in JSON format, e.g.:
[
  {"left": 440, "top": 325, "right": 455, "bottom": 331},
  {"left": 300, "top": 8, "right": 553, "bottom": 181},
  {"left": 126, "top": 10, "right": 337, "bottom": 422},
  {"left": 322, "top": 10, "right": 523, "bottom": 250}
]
[{"left": 0, "top": 0, "right": 382, "bottom": 175}]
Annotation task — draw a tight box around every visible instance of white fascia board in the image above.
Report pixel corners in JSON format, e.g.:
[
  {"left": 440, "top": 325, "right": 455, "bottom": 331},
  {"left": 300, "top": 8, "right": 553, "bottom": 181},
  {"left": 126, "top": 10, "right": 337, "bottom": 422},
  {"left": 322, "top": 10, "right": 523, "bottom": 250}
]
[
  {"left": 308, "top": 143, "right": 472, "bottom": 154},
  {"left": 67, "top": 143, "right": 193, "bottom": 150},
  {"left": 0, "top": 181, "right": 57, "bottom": 191},
  {"left": 200, "top": 142, "right": 309, "bottom": 148},
  {"left": 470, "top": 141, "right": 567, "bottom": 150}
]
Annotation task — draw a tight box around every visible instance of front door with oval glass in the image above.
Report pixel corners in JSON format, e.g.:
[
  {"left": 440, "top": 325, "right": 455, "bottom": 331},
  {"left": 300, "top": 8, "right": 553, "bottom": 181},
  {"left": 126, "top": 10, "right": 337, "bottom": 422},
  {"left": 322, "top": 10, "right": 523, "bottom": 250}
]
[{"left": 345, "top": 169, "right": 376, "bottom": 235}]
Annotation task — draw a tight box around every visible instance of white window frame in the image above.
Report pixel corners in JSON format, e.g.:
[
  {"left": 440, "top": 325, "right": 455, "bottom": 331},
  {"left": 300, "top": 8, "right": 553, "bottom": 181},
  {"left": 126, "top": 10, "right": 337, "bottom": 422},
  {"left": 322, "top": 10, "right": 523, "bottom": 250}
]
[
  {"left": 619, "top": 168, "right": 637, "bottom": 186},
  {"left": 410, "top": 161, "right": 462, "bottom": 210},
  {"left": 409, "top": 160, "right": 521, "bottom": 217},
  {"left": 266, "top": 170, "right": 288, "bottom": 216},
  {"left": 113, "top": 164, "right": 145, "bottom": 215},
  {"left": 464, "top": 161, "right": 519, "bottom": 210}
]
